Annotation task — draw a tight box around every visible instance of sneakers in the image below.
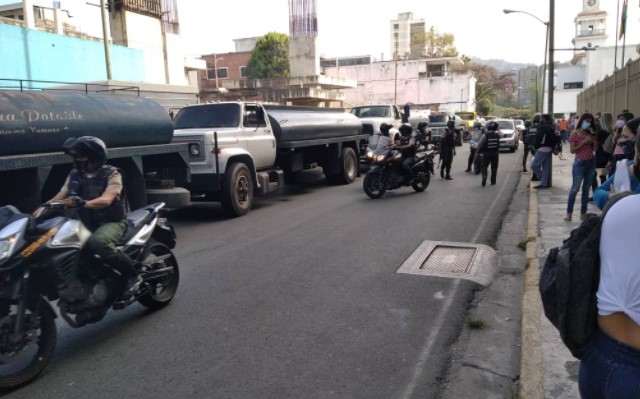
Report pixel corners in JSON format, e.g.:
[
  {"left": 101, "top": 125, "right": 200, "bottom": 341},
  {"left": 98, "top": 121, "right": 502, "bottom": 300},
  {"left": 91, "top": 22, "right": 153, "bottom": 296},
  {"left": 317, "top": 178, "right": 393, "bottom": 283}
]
[
  {"left": 445, "top": 176, "right": 453, "bottom": 180},
  {"left": 564, "top": 214, "right": 572, "bottom": 222},
  {"left": 533, "top": 185, "right": 549, "bottom": 189},
  {"left": 522, "top": 168, "right": 528, "bottom": 173},
  {"left": 465, "top": 169, "right": 471, "bottom": 173},
  {"left": 440, "top": 170, "right": 445, "bottom": 179},
  {"left": 482, "top": 179, "right": 486, "bottom": 187}
]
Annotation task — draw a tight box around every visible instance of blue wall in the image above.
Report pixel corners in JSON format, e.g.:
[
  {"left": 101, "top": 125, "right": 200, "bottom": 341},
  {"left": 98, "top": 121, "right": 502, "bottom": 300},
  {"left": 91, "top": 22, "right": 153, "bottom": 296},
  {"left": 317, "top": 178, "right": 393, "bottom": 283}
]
[{"left": 0, "top": 24, "right": 145, "bottom": 87}]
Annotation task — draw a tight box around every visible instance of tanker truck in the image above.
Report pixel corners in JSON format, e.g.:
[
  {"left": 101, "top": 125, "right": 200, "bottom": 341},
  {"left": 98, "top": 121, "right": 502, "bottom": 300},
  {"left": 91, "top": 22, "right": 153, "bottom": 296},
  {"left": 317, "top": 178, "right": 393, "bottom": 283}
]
[
  {"left": 0, "top": 90, "right": 190, "bottom": 213},
  {"left": 172, "top": 102, "right": 368, "bottom": 217}
]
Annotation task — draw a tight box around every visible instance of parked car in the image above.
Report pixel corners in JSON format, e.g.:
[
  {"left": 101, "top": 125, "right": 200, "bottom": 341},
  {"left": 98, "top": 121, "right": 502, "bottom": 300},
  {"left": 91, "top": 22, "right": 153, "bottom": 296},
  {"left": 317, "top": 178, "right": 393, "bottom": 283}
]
[
  {"left": 495, "top": 119, "right": 519, "bottom": 152},
  {"left": 514, "top": 119, "right": 525, "bottom": 135}
]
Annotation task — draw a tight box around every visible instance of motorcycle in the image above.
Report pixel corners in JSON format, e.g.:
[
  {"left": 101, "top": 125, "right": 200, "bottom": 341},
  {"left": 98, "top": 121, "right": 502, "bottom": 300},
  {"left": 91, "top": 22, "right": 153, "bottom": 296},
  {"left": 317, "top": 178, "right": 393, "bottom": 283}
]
[
  {"left": 363, "top": 144, "right": 436, "bottom": 199},
  {"left": 0, "top": 201, "right": 179, "bottom": 389}
]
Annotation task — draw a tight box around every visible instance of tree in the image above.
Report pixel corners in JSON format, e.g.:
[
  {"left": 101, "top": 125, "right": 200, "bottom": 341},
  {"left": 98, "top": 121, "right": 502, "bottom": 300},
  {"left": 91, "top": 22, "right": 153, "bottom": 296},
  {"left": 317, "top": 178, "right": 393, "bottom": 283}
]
[
  {"left": 452, "top": 62, "right": 517, "bottom": 116},
  {"left": 246, "top": 32, "right": 290, "bottom": 79},
  {"left": 422, "top": 26, "right": 458, "bottom": 58}
]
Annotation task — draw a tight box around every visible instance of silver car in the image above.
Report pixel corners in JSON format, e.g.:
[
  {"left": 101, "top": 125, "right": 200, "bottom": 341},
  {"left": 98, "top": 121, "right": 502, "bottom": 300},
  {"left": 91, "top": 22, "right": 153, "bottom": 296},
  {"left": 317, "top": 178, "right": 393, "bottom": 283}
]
[{"left": 496, "top": 119, "right": 519, "bottom": 152}]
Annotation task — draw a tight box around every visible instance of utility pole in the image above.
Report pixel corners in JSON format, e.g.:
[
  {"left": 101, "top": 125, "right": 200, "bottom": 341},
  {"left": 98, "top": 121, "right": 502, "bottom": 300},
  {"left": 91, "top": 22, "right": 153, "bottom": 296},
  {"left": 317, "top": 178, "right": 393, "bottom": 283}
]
[
  {"left": 99, "top": 0, "right": 112, "bottom": 80},
  {"left": 548, "top": 0, "right": 555, "bottom": 186},
  {"left": 394, "top": 33, "right": 399, "bottom": 106}
]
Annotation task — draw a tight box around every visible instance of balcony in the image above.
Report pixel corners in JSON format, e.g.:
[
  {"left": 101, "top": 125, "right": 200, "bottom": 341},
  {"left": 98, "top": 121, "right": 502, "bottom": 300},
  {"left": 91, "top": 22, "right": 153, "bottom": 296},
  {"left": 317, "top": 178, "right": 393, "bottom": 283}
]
[{"left": 576, "top": 29, "right": 605, "bottom": 38}]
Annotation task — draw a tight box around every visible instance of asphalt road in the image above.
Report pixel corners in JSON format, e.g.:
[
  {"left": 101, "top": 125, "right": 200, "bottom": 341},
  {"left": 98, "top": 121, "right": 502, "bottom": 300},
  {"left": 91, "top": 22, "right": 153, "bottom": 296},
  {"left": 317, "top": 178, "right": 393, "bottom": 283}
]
[{"left": 7, "top": 145, "right": 523, "bottom": 399}]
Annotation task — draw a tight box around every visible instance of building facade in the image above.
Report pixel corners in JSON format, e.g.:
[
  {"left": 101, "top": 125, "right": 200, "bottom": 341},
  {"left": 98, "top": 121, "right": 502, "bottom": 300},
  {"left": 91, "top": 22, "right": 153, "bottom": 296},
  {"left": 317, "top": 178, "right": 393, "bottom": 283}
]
[{"left": 390, "top": 12, "right": 426, "bottom": 60}]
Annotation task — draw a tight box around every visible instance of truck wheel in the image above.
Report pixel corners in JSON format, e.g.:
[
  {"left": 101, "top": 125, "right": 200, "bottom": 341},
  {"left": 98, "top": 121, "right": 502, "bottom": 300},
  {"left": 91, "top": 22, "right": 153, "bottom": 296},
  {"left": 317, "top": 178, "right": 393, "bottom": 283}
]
[
  {"left": 327, "top": 147, "right": 358, "bottom": 185},
  {"left": 221, "top": 162, "right": 253, "bottom": 217}
]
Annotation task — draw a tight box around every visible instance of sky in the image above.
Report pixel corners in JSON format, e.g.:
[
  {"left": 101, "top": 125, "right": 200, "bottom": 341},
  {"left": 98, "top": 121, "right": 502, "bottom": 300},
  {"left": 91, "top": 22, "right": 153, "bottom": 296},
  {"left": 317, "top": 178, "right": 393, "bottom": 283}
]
[{"left": 175, "top": 0, "right": 640, "bottom": 65}]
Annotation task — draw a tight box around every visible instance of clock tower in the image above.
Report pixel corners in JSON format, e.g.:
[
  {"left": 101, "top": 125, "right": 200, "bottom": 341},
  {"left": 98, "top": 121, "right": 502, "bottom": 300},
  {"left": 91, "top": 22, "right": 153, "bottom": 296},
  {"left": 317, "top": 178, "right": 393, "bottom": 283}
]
[{"left": 573, "top": 0, "right": 608, "bottom": 49}]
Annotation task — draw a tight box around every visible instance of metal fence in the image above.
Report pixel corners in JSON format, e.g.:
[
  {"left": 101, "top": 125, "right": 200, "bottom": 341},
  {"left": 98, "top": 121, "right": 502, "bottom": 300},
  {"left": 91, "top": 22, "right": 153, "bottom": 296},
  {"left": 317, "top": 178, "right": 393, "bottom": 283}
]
[{"left": 577, "top": 57, "right": 640, "bottom": 116}]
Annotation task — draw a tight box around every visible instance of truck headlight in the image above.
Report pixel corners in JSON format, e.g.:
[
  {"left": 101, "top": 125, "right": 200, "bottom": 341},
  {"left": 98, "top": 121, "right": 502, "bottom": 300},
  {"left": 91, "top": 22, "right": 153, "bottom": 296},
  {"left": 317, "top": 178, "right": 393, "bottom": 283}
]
[{"left": 189, "top": 143, "right": 201, "bottom": 157}]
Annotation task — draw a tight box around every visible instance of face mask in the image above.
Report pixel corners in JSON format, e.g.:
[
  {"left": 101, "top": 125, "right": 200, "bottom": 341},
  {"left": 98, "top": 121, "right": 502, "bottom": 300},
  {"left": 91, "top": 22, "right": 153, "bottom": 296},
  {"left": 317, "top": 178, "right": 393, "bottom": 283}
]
[
  {"left": 621, "top": 139, "right": 636, "bottom": 156},
  {"left": 615, "top": 120, "right": 626, "bottom": 129},
  {"left": 581, "top": 122, "right": 591, "bottom": 130}
]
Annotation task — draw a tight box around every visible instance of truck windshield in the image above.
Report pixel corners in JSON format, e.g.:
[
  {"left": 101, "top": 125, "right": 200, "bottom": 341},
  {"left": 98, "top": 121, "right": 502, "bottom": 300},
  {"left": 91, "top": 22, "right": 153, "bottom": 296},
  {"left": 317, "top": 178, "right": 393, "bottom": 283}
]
[
  {"left": 350, "top": 106, "right": 390, "bottom": 118},
  {"left": 457, "top": 112, "right": 475, "bottom": 121},
  {"left": 429, "top": 115, "right": 447, "bottom": 123},
  {"left": 174, "top": 104, "right": 241, "bottom": 129}
]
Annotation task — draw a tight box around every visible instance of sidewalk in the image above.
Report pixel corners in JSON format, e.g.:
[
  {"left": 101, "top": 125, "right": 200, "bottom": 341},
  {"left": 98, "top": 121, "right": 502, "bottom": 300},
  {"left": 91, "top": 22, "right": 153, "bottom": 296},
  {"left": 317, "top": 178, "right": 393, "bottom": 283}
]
[{"left": 520, "top": 151, "right": 600, "bottom": 398}]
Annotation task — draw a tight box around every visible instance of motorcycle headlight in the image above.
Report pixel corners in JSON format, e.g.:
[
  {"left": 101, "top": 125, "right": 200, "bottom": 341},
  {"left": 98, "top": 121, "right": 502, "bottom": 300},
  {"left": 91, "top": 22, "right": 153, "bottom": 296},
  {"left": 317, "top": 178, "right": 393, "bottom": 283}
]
[
  {"left": 366, "top": 150, "right": 374, "bottom": 158},
  {"left": 373, "top": 154, "right": 386, "bottom": 162},
  {"left": 0, "top": 235, "right": 17, "bottom": 263}
]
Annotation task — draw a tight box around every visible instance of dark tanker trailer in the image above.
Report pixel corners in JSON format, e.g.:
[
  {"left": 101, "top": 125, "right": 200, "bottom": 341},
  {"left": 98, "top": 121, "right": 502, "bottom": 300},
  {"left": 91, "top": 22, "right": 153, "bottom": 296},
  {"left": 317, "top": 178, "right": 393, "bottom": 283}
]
[{"left": 0, "top": 90, "right": 190, "bottom": 212}]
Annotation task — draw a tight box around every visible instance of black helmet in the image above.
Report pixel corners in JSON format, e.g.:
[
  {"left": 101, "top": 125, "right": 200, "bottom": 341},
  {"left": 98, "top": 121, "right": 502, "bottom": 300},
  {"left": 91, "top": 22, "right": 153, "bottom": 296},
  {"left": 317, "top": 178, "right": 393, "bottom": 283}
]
[
  {"left": 417, "top": 121, "right": 428, "bottom": 132},
  {"left": 486, "top": 121, "right": 499, "bottom": 131},
  {"left": 473, "top": 122, "right": 482, "bottom": 130},
  {"left": 379, "top": 123, "right": 392, "bottom": 136},
  {"left": 63, "top": 136, "right": 107, "bottom": 172},
  {"left": 399, "top": 123, "right": 412, "bottom": 136},
  {"left": 447, "top": 120, "right": 455, "bottom": 129},
  {"left": 524, "top": 120, "right": 532, "bottom": 128},
  {"left": 532, "top": 113, "right": 542, "bottom": 125}
]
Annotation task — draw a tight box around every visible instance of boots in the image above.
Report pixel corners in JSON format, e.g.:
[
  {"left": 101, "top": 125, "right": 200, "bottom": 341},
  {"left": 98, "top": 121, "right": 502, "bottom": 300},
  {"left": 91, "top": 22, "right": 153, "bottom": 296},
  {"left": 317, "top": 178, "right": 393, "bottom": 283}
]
[{"left": 103, "top": 251, "right": 142, "bottom": 301}]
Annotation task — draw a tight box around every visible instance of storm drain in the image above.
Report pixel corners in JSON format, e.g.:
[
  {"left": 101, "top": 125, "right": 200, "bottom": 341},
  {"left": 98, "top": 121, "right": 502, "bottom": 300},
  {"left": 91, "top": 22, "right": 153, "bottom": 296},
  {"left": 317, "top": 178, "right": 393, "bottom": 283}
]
[
  {"left": 549, "top": 195, "right": 570, "bottom": 203},
  {"left": 397, "top": 241, "right": 497, "bottom": 286}
]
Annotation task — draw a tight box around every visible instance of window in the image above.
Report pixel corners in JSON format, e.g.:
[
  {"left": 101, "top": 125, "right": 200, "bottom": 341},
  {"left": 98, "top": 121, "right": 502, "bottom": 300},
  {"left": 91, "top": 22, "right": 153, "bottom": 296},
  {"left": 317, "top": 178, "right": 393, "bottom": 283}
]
[
  {"left": 427, "top": 64, "right": 444, "bottom": 77},
  {"left": 174, "top": 104, "right": 241, "bottom": 129},
  {"left": 206, "top": 64, "right": 228, "bottom": 80},
  {"left": 244, "top": 105, "right": 266, "bottom": 128},
  {"left": 394, "top": 24, "right": 399, "bottom": 30},
  {"left": 240, "top": 66, "right": 247, "bottom": 78},
  {"left": 216, "top": 67, "right": 228, "bottom": 79},
  {"left": 564, "top": 82, "right": 584, "bottom": 89}
]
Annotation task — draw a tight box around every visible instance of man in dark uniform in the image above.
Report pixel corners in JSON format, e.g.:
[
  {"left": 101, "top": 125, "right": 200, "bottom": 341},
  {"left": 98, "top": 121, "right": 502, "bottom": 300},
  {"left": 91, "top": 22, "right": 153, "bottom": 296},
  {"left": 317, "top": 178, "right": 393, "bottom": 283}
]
[
  {"left": 521, "top": 120, "right": 534, "bottom": 173},
  {"left": 474, "top": 120, "right": 501, "bottom": 186},
  {"left": 45, "top": 136, "right": 141, "bottom": 300},
  {"left": 526, "top": 114, "right": 541, "bottom": 180},
  {"left": 394, "top": 123, "right": 417, "bottom": 176},
  {"left": 440, "top": 120, "right": 457, "bottom": 180}
]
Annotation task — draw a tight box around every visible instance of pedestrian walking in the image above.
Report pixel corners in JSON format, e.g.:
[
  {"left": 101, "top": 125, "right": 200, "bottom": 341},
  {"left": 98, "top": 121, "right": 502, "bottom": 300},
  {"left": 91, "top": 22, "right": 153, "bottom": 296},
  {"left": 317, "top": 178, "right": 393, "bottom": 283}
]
[
  {"left": 527, "top": 115, "right": 542, "bottom": 180},
  {"left": 465, "top": 122, "right": 483, "bottom": 173},
  {"left": 474, "top": 120, "right": 500, "bottom": 186},
  {"left": 530, "top": 114, "right": 556, "bottom": 188},
  {"left": 521, "top": 120, "right": 534, "bottom": 172},
  {"left": 558, "top": 117, "right": 569, "bottom": 144},
  {"left": 564, "top": 113, "right": 597, "bottom": 222},
  {"left": 439, "top": 120, "right": 456, "bottom": 180}
]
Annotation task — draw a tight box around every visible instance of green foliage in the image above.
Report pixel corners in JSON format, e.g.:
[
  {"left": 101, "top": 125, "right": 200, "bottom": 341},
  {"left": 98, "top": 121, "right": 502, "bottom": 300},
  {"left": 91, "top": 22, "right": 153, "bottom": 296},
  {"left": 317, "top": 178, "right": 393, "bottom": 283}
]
[
  {"left": 495, "top": 106, "right": 533, "bottom": 120},
  {"left": 246, "top": 32, "right": 290, "bottom": 79},
  {"left": 464, "top": 317, "right": 486, "bottom": 329},
  {"left": 422, "top": 26, "right": 458, "bottom": 58}
]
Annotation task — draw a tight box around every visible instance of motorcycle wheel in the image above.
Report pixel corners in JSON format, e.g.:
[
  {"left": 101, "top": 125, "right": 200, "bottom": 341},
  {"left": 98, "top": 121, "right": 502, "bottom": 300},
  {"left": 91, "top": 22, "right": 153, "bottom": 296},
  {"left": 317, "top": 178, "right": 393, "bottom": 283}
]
[
  {"left": 137, "top": 241, "right": 180, "bottom": 310},
  {"left": 412, "top": 174, "right": 430, "bottom": 192},
  {"left": 0, "top": 299, "right": 57, "bottom": 390},
  {"left": 363, "top": 172, "right": 387, "bottom": 199}
]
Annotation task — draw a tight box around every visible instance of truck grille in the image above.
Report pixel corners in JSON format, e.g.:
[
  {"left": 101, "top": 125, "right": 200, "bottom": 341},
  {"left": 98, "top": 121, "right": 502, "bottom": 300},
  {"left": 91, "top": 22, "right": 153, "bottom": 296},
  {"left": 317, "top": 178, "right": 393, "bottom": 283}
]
[{"left": 362, "top": 124, "right": 374, "bottom": 135}]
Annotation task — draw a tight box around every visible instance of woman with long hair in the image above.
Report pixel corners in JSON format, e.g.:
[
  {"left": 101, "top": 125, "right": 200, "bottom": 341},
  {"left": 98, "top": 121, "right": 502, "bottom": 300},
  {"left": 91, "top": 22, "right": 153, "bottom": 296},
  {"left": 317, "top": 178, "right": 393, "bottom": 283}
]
[{"left": 564, "top": 113, "right": 597, "bottom": 222}]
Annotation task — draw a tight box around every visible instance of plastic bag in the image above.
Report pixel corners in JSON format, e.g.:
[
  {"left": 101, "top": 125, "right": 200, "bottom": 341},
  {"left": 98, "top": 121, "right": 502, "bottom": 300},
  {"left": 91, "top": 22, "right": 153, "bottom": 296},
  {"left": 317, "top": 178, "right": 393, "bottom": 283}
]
[{"left": 613, "top": 160, "right": 631, "bottom": 192}]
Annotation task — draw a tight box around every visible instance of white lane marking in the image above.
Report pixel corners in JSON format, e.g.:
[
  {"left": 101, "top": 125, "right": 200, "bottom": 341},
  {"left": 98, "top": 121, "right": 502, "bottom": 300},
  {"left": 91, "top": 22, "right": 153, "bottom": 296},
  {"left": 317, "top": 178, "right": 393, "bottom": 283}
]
[{"left": 400, "top": 154, "right": 518, "bottom": 399}]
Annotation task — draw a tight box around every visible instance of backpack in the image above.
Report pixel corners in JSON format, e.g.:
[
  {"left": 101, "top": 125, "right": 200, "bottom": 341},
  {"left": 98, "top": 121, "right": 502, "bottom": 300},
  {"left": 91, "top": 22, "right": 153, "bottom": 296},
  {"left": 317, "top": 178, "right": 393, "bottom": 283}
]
[{"left": 539, "top": 196, "right": 627, "bottom": 359}]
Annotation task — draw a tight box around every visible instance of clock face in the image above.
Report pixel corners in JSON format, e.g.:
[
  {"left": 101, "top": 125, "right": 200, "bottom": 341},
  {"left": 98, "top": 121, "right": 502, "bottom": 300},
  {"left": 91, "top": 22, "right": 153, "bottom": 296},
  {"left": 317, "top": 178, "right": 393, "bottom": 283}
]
[{"left": 587, "top": 0, "right": 597, "bottom": 7}]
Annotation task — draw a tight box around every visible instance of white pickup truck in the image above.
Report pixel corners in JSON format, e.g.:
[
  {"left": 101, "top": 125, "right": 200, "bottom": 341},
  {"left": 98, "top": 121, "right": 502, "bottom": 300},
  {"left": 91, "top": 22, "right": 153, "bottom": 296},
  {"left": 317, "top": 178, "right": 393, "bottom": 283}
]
[{"left": 172, "top": 102, "right": 368, "bottom": 217}]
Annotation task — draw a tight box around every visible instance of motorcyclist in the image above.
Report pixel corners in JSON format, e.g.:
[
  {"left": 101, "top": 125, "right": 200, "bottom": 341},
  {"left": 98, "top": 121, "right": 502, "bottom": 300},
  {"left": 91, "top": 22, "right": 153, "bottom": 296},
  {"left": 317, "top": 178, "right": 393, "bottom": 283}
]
[
  {"left": 372, "top": 123, "right": 393, "bottom": 150},
  {"left": 474, "top": 120, "right": 501, "bottom": 186},
  {"left": 440, "top": 120, "right": 457, "bottom": 180},
  {"left": 42, "top": 136, "right": 142, "bottom": 301},
  {"left": 466, "top": 122, "right": 484, "bottom": 172},
  {"left": 394, "top": 123, "right": 417, "bottom": 175}
]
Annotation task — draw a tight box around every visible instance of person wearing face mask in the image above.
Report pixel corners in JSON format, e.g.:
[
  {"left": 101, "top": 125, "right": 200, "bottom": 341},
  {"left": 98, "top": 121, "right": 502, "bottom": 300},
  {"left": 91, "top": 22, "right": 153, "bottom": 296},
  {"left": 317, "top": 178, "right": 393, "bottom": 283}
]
[
  {"left": 608, "top": 111, "right": 635, "bottom": 177},
  {"left": 594, "top": 118, "right": 640, "bottom": 210},
  {"left": 38, "top": 136, "right": 141, "bottom": 301},
  {"left": 578, "top": 129, "right": 640, "bottom": 398},
  {"left": 564, "top": 113, "right": 597, "bottom": 222}
]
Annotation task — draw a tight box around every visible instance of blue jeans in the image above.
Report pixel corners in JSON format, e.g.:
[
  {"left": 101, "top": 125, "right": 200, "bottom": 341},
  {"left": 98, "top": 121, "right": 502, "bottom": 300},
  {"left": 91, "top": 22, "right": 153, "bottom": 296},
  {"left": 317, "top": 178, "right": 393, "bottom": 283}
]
[
  {"left": 567, "top": 158, "right": 595, "bottom": 215},
  {"left": 531, "top": 150, "right": 552, "bottom": 186},
  {"left": 579, "top": 331, "right": 640, "bottom": 399}
]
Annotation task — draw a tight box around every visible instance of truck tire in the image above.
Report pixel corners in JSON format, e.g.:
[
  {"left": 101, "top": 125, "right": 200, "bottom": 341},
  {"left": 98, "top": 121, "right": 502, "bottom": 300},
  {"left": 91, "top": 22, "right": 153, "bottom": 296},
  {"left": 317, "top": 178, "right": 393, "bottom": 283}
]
[
  {"left": 327, "top": 147, "right": 358, "bottom": 185},
  {"left": 221, "top": 162, "right": 253, "bottom": 217}
]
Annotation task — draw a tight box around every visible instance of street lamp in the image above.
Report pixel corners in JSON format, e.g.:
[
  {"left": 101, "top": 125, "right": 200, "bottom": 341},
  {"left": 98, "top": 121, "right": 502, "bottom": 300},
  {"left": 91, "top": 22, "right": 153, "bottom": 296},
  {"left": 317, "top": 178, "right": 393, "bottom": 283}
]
[
  {"left": 503, "top": 9, "right": 549, "bottom": 113},
  {"left": 213, "top": 54, "right": 224, "bottom": 89}
]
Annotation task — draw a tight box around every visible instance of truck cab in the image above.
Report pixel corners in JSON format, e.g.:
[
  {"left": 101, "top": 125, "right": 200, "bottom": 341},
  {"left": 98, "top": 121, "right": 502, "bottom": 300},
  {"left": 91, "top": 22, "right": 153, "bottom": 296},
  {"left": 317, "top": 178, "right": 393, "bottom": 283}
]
[{"left": 427, "top": 114, "right": 465, "bottom": 146}]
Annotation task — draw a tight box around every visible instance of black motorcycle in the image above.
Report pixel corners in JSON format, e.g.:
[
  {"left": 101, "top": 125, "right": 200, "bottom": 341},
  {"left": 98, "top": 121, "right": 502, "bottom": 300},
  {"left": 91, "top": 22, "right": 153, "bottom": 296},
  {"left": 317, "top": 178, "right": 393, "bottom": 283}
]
[
  {"left": 0, "top": 201, "right": 179, "bottom": 389},
  {"left": 363, "top": 145, "right": 436, "bottom": 199}
]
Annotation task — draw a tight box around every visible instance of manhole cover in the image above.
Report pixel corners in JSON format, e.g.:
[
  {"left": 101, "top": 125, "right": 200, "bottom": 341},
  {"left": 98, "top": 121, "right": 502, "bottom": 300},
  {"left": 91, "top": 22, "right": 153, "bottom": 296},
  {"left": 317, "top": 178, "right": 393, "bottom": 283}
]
[
  {"left": 420, "top": 245, "right": 477, "bottom": 274},
  {"left": 397, "top": 241, "right": 497, "bottom": 286}
]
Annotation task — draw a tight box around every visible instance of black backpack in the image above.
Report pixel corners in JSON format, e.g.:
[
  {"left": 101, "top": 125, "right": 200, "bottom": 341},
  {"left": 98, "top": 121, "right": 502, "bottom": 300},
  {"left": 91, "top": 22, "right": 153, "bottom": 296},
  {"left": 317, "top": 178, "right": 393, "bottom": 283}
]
[{"left": 539, "top": 196, "right": 627, "bottom": 359}]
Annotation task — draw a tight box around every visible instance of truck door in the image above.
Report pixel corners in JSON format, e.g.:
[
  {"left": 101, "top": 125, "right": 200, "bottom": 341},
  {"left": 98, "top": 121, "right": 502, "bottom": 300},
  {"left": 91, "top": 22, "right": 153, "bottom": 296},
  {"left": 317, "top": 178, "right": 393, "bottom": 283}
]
[{"left": 243, "top": 104, "right": 276, "bottom": 170}]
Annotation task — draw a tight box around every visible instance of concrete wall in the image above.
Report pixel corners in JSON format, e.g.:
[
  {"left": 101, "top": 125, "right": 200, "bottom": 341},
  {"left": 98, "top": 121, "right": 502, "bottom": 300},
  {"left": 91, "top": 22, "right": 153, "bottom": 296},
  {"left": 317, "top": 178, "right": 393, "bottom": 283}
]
[
  {"left": 323, "top": 60, "right": 475, "bottom": 112},
  {"left": 585, "top": 45, "right": 639, "bottom": 85},
  {"left": 289, "top": 36, "right": 319, "bottom": 77},
  {"left": 0, "top": 23, "right": 144, "bottom": 84}
]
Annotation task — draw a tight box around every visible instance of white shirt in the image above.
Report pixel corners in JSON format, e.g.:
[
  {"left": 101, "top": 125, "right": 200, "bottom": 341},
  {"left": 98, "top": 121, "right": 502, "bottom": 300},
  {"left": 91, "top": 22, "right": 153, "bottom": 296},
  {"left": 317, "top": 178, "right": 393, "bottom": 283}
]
[{"left": 597, "top": 194, "right": 640, "bottom": 325}]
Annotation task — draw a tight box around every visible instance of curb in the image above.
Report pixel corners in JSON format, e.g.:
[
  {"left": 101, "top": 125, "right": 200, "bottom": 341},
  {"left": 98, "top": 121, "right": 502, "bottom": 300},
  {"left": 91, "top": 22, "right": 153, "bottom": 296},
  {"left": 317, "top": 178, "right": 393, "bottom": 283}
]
[{"left": 519, "top": 183, "right": 544, "bottom": 399}]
